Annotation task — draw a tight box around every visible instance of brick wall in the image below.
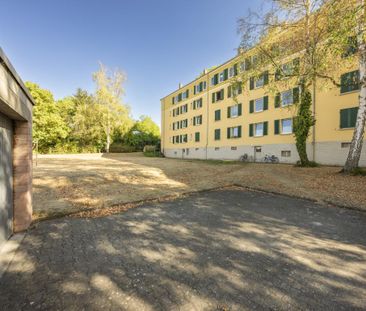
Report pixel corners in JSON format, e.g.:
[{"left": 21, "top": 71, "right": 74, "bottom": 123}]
[{"left": 13, "top": 120, "right": 32, "bottom": 232}]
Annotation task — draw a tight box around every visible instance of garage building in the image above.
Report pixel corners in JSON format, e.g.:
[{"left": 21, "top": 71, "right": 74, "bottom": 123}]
[{"left": 0, "top": 48, "right": 34, "bottom": 248}]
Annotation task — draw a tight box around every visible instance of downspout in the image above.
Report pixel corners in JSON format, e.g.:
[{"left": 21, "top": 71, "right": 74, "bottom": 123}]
[
  {"left": 205, "top": 72, "right": 210, "bottom": 160},
  {"left": 312, "top": 80, "right": 316, "bottom": 162}
]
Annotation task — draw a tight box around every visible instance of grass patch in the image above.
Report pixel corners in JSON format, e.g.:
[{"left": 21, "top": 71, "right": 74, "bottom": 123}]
[{"left": 350, "top": 167, "right": 366, "bottom": 176}]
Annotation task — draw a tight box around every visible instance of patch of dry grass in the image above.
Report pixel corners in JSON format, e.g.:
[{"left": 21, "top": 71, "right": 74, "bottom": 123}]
[{"left": 32, "top": 153, "right": 366, "bottom": 221}]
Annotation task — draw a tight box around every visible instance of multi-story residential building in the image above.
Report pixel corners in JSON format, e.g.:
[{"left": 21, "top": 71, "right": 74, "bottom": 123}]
[{"left": 160, "top": 50, "right": 365, "bottom": 166}]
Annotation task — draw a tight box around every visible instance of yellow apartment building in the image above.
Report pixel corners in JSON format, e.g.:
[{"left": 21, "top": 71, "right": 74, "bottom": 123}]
[{"left": 160, "top": 49, "right": 364, "bottom": 166}]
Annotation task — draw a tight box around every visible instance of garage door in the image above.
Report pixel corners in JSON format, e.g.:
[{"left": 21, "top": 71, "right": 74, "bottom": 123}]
[{"left": 0, "top": 112, "right": 13, "bottom": 247}]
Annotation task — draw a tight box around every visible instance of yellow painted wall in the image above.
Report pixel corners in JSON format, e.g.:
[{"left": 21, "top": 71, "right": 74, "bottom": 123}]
[{"left": 161, "top": 53, "right": 359, "bottom": 151}]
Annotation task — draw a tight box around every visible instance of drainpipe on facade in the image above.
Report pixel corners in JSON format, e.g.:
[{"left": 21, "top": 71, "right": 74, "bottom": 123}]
[
  {"left": 312, "top": 81, "right": 316, "bottom": 162},
  {"left": 205, "top": 71, "right": 210, "bottom": 160}
]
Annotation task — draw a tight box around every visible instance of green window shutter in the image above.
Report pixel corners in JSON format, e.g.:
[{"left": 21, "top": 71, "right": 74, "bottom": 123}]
[
  {"left": 293, "top": 87, "right": 299, "bottom": 104},
  {"left": 274, "top": 120, "right": 280, "bottom": 134},
  {"left": 275, "top": 93, "right": 281, "bottom": 108},
  {"left": 275, "top": 68, "right": 281, "bottom": 81},
  {"left": 227, "top": 127, "right": 231, "bottom": 139},
  {"left": 249, "top": 100, "right": 254, "bottom": 113},
  {"left": 249, "top": 124, "right": 254, "bottom": 137},
  {"left": 212, "top": 93, "right": 216, "bottom": 103},
  {"left": 263, "top": 121, "right": 268, "bottom": 135},
  {"left": 193, "top": 101, "right": 196, "bottom": 109},
  {"left": 263, "top": 71, "right": 269, "bottom": 85},
  {"left": 245, "top": 58, "right": 251, "bottom": 70},
  {"left": 214, "top": 74, "right": 218, "bottom": 85},
  {"left": 194, "top": 85, "right": 196, "bottom": 95},
  {"left": 195, "top": 132, "right": 200, "bottom": 142},
  {"left": 238, "top": 82, "right": 242, "bottom": 94},
  {"left": 228, "top": 86, "right": 232, "bottom": 98},
  {"left": 227, "top": 106, "right": 231, "bottom": 118},
  {"left": 340, "top": 107, "right": 358, "bottom": 128},
  {"left": 249, "top": 77, "right": 254, "bottom": 90},
  {"left": 234, "top": 63, "right": 238, "bottom": 75},
  {"left": 341, "top": 70, "right": 360, "bottom": 93},
  {"left": 215, "top": 129, "right": 220, "bottom": 140},
  {"left": 224, "top": 69, "right": 228, "bottom": 80},
  {"left": 193, "top": 117, "right": 196, "bottom": 126},
  {"left": 293, "top": 58, "right": 300, "bottom": 73},
  {"left": 221, "top": 89, "right": 225, "bottom": 99},
  {"left": 238, "top": 126, "right": 242, "bottom": 138},
  {"left": 186, "top": 90, "right": 189, "bottom": 98},
  {"left": 238, "top": 103, "right": 242, "bottom": 116},
  {"left": 263, "top": 96, "right": 268, "bottom": 110}
]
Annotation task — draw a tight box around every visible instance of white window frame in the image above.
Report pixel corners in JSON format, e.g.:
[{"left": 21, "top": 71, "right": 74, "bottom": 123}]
[
  {"left": 255, "top": 122, "right": 264, "bottom": 137},
  {"left": 255, "top": 98, "right": 264, "bottom": 112},
  {"left": 281, "top": 89, "right": 293, "bottom": 107},
  {"left": 229, "top": 66, "right": 235, "bottom": 78},
  {"left": 281, "top": 118, "right": 293, "bottom": 134},
  {"left": 230, "top": 105, "right": 239, "bottom": 118},
  {"left": 255, "top": 75, "right": 264, "bottom": 88},
  {"left": 231, "top": 127, "right": 239, "bottom": 138}
]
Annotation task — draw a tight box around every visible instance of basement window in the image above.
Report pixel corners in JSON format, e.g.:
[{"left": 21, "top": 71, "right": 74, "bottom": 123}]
[
  {"left": 341, "top": 142, "right": 351, "bottom": 148},
  {"left": 281, "top": 150, "right": 291, "bottom": 157}
]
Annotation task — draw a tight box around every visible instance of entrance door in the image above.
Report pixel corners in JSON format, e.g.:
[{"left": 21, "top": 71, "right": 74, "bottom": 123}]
[
  {"left": 254, "top": 146, "right": 262, "bottom": 162},
  {"left": 0, "top": 113, "right": 13, "bottom": 247}
]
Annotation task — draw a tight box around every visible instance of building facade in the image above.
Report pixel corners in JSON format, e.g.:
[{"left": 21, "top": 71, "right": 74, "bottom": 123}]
[
  {"left": 0, "top": 48, "right": 34, "bottom": 248},
  {"left": 160, "top": 51, "right": 364, "bottom": 166}
]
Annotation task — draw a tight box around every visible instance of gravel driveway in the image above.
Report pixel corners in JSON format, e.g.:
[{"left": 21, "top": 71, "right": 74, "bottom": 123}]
[{"left": 1, "top": 189, "right": 366, "bottom": 310}]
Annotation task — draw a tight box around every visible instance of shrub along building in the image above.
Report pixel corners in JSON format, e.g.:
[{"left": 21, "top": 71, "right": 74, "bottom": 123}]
[
  {"left": 0, "top": 48, "right": 34, "bottom": 248},
  {"left": 160, "top": 47, "right": 363, "bottom": 166}
]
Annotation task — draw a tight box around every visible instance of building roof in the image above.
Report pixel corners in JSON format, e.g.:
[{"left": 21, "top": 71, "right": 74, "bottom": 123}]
[{"left": 0, "top": 47, "right": 35, "bottom": 106}]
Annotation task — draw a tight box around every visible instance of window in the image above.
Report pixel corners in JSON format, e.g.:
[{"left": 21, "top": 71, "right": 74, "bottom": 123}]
[
  {"left": 195, "top": 132, "right": 200, "bottom": 142},
  {"left": 215, "top": 109, "right": 221, "bottom": 121},
  {"left": 215, "top": 147, "right": 220, "bottom": 151},
  {"left": 342, "top": 36, "right": 357, "bottom": 58},
  {"left": 227, "top": 126, "right": 242, "bottom": 139},
  {"left": 255, "top": 75, "right": 264, "bottom": 88},
  {"left": 281, "top": 150, "right": 291, "bottom": 157},
  {"left": 181, "top": 89, "right": 189, "bottom": 100},
  {"left": 281, "top": 119, "right": 293, "bottom": 134},
  {"left": 228, "top": 104, "right": 242, "bottom": 118},
  {"left": 231, "top": 146, "right": 237, "bottom": 150},
  {"left": 181, "top": 119, "right": 188, "bottom": 129},
  {"left": 228, "top": 83, "right": 242, "bottom": 98},
  {"left": 275, "top": 88, "right": 299, "bottom": 108},
  {"left": 275, "top": 58, "right": 299, "bottom": 81},
  {"left": 249, "top": 122, "right": 268, "bottom": 137},
  {"left": 255, "top": 123, "right": 264, "bottom": 137},
  {"left": 214, "top": 129, "right": 221, "bottom": 140},
  {"left": 193, "top": 98, "right": 202, "bottom": 110},
  {"left": 341, "top": 142, "right": 351, "bottom": 148},
  {"left": 255, "top": 146, "right": 262, "bottom": 153},
  {"left": 211, "top": 73, "right": 219, "bottom": 86},
  {"left": 250, "top": 96, "right": 268, "bottom": 113},
  {"left": 281, "top": 90, "right": 293, "bottom": 106},
  {"left": 255, "top": 98, "right": 264, "bottom": 112},
  {"left": 193, "top": 115, "right": 202, "bottom": 126},
  {"left": 212, "top": 89, "right": 224, "bottom": 103},
  {"left": 341, "top": 70, "right": 360, "bottom": 94},
  {"left": 340, "top": 107, "right": 358, "bottom": 129},
  {"left": 250, "top": 71, "right": 268, "bottom": 90},
  {"left": 194, "top": 81, "right": 207, "bottom": 94}
]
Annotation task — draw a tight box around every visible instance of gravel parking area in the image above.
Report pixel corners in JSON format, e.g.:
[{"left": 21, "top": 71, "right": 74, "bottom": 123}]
[{"left": 1, "top": 189, "right": 366, "bottom": 310}]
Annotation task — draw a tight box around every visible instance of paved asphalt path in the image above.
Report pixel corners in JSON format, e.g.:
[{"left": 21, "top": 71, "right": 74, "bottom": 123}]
[{"left": 1, "top": 189, "right": 366, "bottom": 311}]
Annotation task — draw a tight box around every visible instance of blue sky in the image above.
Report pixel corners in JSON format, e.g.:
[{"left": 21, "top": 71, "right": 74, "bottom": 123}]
[{"left": 0, "top": 0, "right": 255, "bottom": 125}]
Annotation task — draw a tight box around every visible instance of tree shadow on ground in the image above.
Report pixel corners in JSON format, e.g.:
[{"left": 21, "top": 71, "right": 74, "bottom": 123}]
[{"left": 1, "top": 189, "right": 366, "bottom": 310}]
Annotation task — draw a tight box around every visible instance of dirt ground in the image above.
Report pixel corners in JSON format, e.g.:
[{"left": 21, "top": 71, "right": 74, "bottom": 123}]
[{"left": 33, "top": 153, "right": 366, "bottom": 220}]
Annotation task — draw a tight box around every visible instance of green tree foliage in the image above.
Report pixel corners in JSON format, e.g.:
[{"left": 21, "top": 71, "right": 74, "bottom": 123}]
[
  {"left": 125, "top": 116, "right": 160, "bottom": 149},
  {"left": 26, "top": 82, "right": 69, "bottom": 152},
  {"left": 27, "top": 68, "right": 160, "bottom": 153}
]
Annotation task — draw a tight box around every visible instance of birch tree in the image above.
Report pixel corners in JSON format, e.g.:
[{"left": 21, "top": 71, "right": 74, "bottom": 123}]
[
  {"left": 337, "top": 0, "right": 366, "bottom": 173},
  {"left": 93, "top": 63, "right": 130, "bottom": 153},
  {"left": 236, "top": 0, "right": 352, "bottom": 166}
]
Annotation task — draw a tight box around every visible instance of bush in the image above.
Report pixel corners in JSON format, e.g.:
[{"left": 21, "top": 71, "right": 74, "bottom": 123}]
[
  {"left": 109, "top": 143, "right": 139, "bottom": 153},
  {"left": 143, "top": 145, "right": 157, "bottom": 152},
  {"left": 143, "top": 151, "right": 164, "bottom": 157}
]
